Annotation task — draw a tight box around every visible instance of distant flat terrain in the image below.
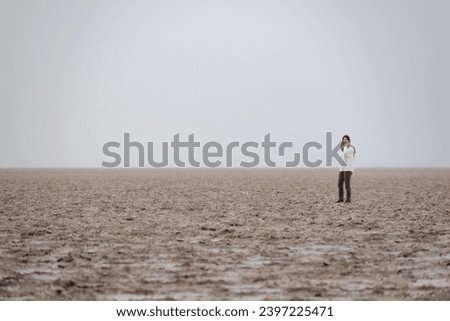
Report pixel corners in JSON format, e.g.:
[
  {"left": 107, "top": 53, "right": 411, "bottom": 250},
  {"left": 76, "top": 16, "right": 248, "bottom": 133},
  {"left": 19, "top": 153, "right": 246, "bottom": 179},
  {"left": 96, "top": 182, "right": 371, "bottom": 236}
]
[{"left": 1, "top": 168, "right": 449, "bottom": 300}]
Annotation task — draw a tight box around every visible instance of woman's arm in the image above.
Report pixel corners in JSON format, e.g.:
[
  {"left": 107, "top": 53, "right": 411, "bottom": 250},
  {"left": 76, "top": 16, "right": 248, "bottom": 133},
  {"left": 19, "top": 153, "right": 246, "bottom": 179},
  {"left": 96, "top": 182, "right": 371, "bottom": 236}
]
[{"left": 344, "top": 146, "right": 354, "bottom": 156}]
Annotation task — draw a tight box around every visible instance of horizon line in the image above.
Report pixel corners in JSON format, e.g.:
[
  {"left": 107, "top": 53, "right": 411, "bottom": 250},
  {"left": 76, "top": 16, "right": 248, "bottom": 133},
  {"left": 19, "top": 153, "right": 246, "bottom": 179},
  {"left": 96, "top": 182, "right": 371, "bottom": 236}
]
[{"left": 1, "top": 166, "right": 449, "bottom": 170}]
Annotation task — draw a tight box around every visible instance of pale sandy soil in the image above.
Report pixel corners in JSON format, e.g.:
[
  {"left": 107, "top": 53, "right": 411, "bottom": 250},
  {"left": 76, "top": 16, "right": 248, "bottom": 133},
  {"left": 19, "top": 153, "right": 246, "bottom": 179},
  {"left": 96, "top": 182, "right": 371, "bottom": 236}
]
[{"left": 0, "top": 168, "right": 449, "bottom": 300}]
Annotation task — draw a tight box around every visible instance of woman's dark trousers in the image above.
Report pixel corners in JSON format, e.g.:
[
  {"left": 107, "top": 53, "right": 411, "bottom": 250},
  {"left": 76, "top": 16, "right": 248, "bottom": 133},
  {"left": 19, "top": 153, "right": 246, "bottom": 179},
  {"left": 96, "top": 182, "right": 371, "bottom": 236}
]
[{"left": 338, "top": 171, "right": 352, "bottom": 202}]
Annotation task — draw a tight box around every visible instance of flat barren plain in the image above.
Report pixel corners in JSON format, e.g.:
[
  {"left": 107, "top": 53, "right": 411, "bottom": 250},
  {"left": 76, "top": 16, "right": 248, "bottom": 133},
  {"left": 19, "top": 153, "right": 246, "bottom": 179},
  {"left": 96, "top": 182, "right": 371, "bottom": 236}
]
[{"left": 1, "top": 168, "right": 449, "bottom": 300}]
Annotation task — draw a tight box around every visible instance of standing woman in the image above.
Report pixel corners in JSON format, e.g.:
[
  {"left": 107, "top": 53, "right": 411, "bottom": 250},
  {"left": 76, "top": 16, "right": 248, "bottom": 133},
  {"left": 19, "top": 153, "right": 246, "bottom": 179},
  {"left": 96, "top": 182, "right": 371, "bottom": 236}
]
[{"left": 336, "top": 135, "right": 356, "bottom": 203}]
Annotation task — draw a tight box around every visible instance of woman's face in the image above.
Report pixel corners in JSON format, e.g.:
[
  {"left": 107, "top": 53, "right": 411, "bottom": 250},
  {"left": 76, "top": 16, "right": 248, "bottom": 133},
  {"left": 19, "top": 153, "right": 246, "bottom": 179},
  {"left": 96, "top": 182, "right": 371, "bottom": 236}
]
[{"left": 342, "top": 136, "right": 349, "bottom": 143}]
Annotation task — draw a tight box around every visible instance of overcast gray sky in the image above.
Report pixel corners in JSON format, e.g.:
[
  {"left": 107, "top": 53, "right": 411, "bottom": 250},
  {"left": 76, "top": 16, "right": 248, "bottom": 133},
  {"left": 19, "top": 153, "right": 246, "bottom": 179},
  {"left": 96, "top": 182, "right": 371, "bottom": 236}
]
[{"left": 1, "top": 0, "right": 449, "bottom": 168}]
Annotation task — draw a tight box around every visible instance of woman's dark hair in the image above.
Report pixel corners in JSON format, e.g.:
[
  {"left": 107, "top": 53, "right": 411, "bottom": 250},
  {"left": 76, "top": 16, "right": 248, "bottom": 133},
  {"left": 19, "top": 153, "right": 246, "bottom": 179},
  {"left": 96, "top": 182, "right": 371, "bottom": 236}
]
[{"left": 341, "top": 134, "right": 356, "bottom": 156}]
